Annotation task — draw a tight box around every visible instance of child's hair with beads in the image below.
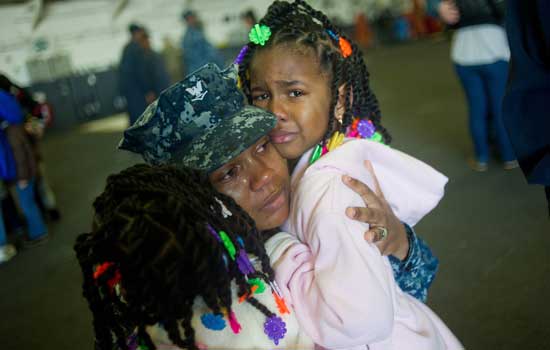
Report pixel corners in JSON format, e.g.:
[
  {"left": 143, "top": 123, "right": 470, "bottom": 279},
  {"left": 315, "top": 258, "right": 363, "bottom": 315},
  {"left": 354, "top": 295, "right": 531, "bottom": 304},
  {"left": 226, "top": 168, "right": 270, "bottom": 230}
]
[
  {"left": 74, "top": 164, "right": 282, "bottom": 350},
  {"left": 237, "top": 0, "right": 391, "bottom": 145}
]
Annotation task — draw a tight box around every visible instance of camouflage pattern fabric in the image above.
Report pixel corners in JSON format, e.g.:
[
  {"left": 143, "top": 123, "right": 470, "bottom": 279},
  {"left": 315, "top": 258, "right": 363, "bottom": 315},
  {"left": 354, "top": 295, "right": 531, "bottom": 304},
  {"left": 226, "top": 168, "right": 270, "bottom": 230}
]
[
  {"left": 119, "top": 63, "right": 276, "bottom": 172},
  {"left": 389, "top": 224, "right": 439, "bottom": 302}
]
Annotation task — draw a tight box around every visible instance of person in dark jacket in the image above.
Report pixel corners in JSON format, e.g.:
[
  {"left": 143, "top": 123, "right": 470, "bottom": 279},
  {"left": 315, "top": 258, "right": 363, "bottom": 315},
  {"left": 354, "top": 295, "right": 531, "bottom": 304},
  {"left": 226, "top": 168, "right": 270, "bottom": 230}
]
[
  {"left": 140, "top": 31, "right": 171, "bottom": 96},
  {"left": 502, "top": 0, "right": 550, "bottom": 213},
  {"left": 119, "top": 24, "right": 156, "bottom": 124}
]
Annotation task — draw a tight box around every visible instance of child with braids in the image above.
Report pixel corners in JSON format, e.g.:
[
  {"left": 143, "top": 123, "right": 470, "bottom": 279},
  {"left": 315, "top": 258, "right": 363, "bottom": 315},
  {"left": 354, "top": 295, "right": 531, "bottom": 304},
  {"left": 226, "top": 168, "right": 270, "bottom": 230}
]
[
  {"left": 237, "top": 0, "right": 444, "bottom": 302},
  {"left": 74, "top": 164, "right": 314, "bottom": 350},
  {"left": 233, "top": 1, "right": 463, "bottom": 349}
]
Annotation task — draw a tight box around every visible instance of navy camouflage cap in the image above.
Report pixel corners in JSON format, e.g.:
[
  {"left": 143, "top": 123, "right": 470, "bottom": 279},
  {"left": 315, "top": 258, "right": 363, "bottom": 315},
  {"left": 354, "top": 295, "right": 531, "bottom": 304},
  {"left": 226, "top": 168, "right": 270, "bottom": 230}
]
[{"left": 118, "top": 63, "right": 277, "bottom": 172}]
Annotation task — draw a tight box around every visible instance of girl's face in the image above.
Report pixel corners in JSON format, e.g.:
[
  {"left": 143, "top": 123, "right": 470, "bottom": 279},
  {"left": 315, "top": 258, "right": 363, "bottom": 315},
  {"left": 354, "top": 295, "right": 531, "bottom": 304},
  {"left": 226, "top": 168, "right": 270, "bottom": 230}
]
[{"left": 249, "top": 44, "right": 333, "bottom": 161}]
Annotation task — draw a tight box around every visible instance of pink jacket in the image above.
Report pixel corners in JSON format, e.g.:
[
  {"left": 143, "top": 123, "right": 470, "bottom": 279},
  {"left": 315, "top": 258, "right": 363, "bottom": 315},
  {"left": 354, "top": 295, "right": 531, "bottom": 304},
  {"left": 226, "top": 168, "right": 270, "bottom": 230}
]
[{"left": 265, "top": 139, "right": 463, "bottom": 350}]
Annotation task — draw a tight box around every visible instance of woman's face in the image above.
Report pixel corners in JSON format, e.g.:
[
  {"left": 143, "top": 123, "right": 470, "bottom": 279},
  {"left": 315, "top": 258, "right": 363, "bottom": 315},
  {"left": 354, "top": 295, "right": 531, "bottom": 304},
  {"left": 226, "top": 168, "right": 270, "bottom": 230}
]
[
  {"left": 209, "top": 136, "right": 290, "bottom": 231},
  {"left": 249, "top": 44, "right": 333, "bottom": 161}
]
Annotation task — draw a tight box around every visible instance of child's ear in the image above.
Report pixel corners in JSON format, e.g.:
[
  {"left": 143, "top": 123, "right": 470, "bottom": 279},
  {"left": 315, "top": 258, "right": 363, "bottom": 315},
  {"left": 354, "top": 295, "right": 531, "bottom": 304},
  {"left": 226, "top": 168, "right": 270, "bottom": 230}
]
[{"left": 334, "top": 84, "right": 353, "bottom": 123}]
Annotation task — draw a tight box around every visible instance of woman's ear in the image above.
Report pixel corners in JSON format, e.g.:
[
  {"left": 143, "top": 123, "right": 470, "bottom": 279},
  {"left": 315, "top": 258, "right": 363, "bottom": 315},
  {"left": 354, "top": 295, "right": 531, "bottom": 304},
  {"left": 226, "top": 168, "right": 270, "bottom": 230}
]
[{"left": 334, "top": 84, "right": 353, "bottom": 123}]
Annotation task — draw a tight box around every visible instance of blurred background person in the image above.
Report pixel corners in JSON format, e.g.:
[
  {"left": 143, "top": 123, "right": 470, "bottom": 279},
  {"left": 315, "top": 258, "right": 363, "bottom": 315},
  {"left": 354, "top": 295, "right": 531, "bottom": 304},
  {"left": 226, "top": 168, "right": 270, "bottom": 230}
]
[
  {"left": 226, "top": 8, "right": 258, "bottom": 47},
  {"left": 502, "top": 0, "right": 550, "bottom": 213},
  {"left": 0, "top": 84, "right": 48, "bottom": 248},
  {"left": 118, "top": 23, "right": 156, "bottom": 125},
  {"left": 180, "top": 10, "right": 225, "bottom": 74},
  {"left": 241, "top": 8, "right": 257, "bottom": 32},
  {"left": 0, "top": 74, "right": 61, "bottom": 222},
  {"left": 428, "top": 0, "right": 516, "bottom": 172},
  {"left": 140, "top": 30, "right": 171, "bottom": 97},
  {"left": 354, "top": 12, "right": 374, "bottom": 51},
  {"left": 0, "top": 158, "right": 17, "bottom": 264}
]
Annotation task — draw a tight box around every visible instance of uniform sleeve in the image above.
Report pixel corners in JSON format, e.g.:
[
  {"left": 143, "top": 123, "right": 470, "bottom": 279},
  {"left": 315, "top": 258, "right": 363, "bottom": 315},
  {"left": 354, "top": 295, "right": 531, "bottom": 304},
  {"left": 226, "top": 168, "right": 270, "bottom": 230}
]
[
  {"left": 388, "top": 223, "right": 439, "bottom": 302},
  {"left": 276, "top": 208, "right": 396, "bottom": 348}
]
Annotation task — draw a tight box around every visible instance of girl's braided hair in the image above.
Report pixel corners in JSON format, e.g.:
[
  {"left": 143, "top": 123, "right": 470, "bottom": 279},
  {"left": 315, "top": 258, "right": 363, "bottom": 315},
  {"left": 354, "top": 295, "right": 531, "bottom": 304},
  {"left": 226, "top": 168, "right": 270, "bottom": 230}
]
[
  {"left": 238, "top": 0, "right": 391, "bottom": 144},
  {"left": 74, "top": 164, "right": 278, "bottom": 350}
]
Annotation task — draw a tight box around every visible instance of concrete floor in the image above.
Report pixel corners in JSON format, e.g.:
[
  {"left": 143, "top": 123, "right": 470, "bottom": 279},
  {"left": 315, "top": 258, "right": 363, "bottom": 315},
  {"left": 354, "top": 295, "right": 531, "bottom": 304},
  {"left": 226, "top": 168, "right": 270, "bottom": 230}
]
[{"left": 1, "top": 40, "right": 548, "bottom": 350}]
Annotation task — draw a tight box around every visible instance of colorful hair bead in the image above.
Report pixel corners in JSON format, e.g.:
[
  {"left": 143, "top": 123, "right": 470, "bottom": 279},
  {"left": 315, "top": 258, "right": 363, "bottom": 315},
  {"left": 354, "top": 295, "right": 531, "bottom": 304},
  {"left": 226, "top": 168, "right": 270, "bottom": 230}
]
[
  {"left": 93, "top": 262, "right": 114, "bottom": 279},
  {"left": 249, "top": 24, "right": 271, "bottom": 46},
  {"left": 214, "top": 197, "right": 233, "bottom": 218},
  {"left": 106, "top": 269, "right": 122, "bottom": 292},
  {"left": 219, "top": 231, "right": 237, "bottom": 260},
  {"left": 326, "top": 29, "right": 339, "bottom": 41},
  {"left": 236, "top": 249, "right": 255, "bottom": 275},
  {"left": 309, "top": 143, "right": 323, "bottom": 164},
  {"left": 264, "top": 315, "right": 287, "bottom": 345},
  {"left": 371, "top": 131, "right": 383, "bottom": 143},
  {"left": 206, "top": 223, "right": 221, "bottom": 242},
  {"left": 357, "top": 119, "right": 375, "bottom": 138},
  {"left": 327, "top": 131, "right": 344, "bottom": 152},
  {"left": 228, "top": 310, "right": 242, "bottom": 334},
  {"left": 338, "top": 37, "right": 352, "bottom": 58},
  {"left": 201, "top": 313, "right": 227, "bottom": 331},
  {"left": 127, "top": 332, "right": 138, "bottom": 350},
  {"left": 248, "top": 278, "right": 266, "bottom": 293},
  {"left": 273, "top": 291, "right": 290, "bottom": 315},
  {"left": 236, "top": 236, "right": 245, "bottom": 248},
  {"left": 234, "top": 45, "right": 249, "bottom": 65},
  {"left": 238, "top": 284, "right": 259, "bottom": 303}
]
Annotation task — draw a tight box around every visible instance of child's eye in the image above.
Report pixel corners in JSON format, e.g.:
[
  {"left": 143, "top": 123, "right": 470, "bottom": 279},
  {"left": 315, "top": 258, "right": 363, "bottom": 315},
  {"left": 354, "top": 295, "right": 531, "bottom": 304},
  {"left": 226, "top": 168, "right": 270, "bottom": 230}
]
[
  {"left": 289, "top": 90, "right": 304, "bottom": 98},
  {"left": 252, "top": 93, "right": 269, "bottom": 101}
]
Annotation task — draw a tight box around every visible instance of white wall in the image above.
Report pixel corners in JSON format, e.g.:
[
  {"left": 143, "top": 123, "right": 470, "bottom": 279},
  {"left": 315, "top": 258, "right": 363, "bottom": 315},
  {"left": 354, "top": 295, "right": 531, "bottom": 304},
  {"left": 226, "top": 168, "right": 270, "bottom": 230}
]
[{"left": 0, "top": 0, "right": 366, "bottom": 86}]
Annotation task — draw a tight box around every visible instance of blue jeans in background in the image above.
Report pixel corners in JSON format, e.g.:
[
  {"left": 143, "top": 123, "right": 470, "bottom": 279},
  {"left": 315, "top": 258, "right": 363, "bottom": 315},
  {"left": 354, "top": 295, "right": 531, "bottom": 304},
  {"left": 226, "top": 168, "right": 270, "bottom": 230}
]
[
  {"left": 455, "top": 60, "right": 516, "bottom": 163},
  {"left": 16, "top": 179, "right": 47, "bottom": 240}
]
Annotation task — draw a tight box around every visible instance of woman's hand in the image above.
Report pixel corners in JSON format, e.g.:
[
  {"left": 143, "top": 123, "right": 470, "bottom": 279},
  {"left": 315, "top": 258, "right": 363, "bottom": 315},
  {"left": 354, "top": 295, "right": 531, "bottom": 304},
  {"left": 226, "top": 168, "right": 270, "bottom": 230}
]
[
  {"left": 438, "top": 0, "right": 460, "bottom": 25},
  {"left": 342, "top": 161, "right": 409, "bottom": 260}
]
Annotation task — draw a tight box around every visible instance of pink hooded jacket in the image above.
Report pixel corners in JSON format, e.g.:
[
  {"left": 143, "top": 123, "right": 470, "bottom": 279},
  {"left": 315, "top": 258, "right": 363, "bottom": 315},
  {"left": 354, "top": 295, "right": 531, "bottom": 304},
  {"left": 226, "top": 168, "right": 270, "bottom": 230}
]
[{"left": 265, "top": 139, "right": 463, "bottom": 350}]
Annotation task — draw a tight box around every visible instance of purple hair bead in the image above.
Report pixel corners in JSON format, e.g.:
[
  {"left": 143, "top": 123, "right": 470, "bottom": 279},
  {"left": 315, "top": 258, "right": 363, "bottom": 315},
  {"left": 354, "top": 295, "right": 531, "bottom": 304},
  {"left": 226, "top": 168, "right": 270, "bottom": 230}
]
[
  {"left": 234, "top": 45, "right": 249, "bottom": 65},
  {"left": 264, "top": 315, "right": 287, "bottom": 345},
  {"left": 206, "top": 223, "right": 221, "bottom": 242},
  {"left": 126, "top": 333, "right": 138, "bottom": 350},
  {"left": 357, "top": 119, "right": 375, "bottom": 138},
  {"left": 236, "top": 249, "right": 255, "bottom": 275}
]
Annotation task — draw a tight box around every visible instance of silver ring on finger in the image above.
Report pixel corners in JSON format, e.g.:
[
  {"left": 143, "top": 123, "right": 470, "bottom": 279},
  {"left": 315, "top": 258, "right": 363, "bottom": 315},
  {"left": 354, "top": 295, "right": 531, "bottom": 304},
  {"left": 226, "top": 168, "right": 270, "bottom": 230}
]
[{"left": 375, "top": 226, "right": 388, "bottom": 241}]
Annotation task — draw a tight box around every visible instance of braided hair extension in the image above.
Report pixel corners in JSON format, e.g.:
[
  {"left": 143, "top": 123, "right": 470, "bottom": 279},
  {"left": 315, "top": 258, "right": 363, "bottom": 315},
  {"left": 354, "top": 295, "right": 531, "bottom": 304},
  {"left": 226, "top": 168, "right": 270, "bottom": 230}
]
[
  {"left": 238, "top": 0, "right": 391, "bottom": 144},
  {"left": 75, "top": 164, "right": 280, "bottom": 350}
]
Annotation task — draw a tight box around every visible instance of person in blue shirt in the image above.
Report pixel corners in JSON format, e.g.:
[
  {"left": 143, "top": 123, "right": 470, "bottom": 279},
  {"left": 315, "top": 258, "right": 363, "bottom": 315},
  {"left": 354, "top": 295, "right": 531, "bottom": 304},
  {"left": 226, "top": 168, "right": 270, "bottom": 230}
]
[{"left": 180, "top": 10, "right": 225, "bottom": 74}]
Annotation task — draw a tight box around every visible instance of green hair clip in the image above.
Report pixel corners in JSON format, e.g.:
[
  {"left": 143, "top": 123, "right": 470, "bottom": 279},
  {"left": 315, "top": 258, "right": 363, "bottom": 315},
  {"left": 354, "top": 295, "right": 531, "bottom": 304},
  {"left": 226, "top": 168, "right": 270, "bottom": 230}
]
[{"left": 249, "top": 24, "right": 271, "bottom": 46}]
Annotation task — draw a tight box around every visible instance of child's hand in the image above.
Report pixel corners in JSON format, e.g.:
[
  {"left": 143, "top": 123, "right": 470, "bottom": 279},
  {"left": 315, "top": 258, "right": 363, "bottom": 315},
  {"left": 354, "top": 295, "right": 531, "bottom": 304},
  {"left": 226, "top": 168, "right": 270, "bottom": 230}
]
[{"left": 342, "top": 161, "right": 409, "bottom": 260}]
